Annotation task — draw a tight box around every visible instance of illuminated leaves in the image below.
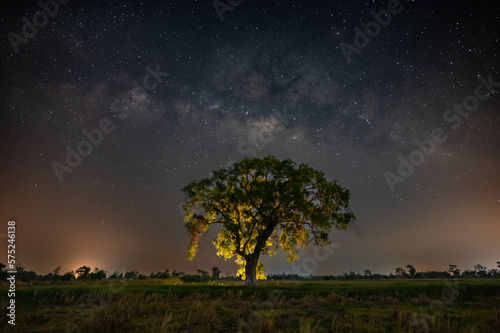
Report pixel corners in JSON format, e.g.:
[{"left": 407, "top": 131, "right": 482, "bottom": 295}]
[
  {"left": 235, "top": 256, "right": 267, "bottom": 281},
  {"left": 181, "top": 155, "right": 354, "bottom": 282}
]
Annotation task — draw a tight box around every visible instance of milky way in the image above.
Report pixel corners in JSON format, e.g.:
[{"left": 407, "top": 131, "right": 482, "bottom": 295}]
[{"left": 1, "top": 0, "right": 499, "bottom": 276}]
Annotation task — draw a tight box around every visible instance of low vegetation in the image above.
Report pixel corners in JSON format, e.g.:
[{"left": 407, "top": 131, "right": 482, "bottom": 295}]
[{"left": 1, "top": 278, "right": 499, "bottom": 332}]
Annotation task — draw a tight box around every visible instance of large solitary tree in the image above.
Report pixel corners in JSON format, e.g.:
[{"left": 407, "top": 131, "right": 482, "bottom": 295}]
[{"left": 182, "top": 156, "right": 355, "bottom": 285}]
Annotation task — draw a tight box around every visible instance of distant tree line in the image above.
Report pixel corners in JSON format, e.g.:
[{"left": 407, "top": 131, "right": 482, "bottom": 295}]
[
  {"left": 269, "top": 263, "right": 500, "bottom": 281},
  {"left": 0, "top": 263, "right": 232, "bottom": 283},
  {"left": 1, "top": 262, "right": 499, "bottom": 283}
]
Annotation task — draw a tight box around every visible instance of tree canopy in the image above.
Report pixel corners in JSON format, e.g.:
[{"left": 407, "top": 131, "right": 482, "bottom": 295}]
[{"left": 182, "top": 155, "right": 355, "bottom": 285}]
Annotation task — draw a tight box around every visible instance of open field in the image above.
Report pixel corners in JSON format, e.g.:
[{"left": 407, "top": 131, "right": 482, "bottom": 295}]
[{"left": 1, "top": 279, "right": 499, "bottom": 332}]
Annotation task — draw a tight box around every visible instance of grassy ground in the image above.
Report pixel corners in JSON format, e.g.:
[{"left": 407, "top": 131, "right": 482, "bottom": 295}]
[{"left": 1, "top": 278, "right": 499, "bottom": 332}]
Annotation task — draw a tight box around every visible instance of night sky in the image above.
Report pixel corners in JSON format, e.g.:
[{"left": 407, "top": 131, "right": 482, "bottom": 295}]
[{"left": 1, "top": 0, "right": 499, "bottom": 277}]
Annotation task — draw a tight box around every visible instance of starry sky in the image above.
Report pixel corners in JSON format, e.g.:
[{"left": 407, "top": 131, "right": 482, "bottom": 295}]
[{"left": 1, "top": 0, "right": 499, "bottom": 277}]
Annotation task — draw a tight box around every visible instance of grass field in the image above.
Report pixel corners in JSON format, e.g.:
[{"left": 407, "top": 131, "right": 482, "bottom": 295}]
[{"left": 1, "top": 278, "right": 499, "bottom": 332}]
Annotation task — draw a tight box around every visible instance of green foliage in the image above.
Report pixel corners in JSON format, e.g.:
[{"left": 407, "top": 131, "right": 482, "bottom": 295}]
[
  {"left": 61, "top": 271, "right": 75, "bottom": 281},
  {"left": 406, "top": 264, "right": 416, "bottom": 277},
  {"left": 75, "top": 265, "right": 91, "bottom": 280},
  {"left": 124, "top": 269, "right": 139, "bottom": 279},
  {"left": 211, "top": 266, "right": 221, "bottom": 280},
  {"left": 182, "top": 155, "right": 355, "bottom": 283},
  {"left": 151, "top": 269, "right": 171, "bottom": 279},
  {"left": 181, "top": 273, "right": 211, "bottom": 283},
  {"left": 395, "top": 267, "right": 407, "bottom": 278},
  {"left": 89, "top": 268, "right": 107, "bottom": 280},
  {"left": 235, "top": 257, "right": 267, "bottom": 281}
]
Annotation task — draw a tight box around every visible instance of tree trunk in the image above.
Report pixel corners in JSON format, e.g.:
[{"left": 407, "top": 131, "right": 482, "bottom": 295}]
[
  {"left": 244, "top": 223, "right": 276, "bottom": 285},
  {"left": 245, "top": 254, "right": 259, "bottom": 285}
]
